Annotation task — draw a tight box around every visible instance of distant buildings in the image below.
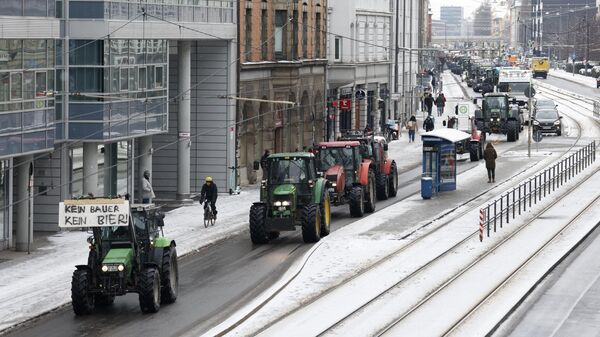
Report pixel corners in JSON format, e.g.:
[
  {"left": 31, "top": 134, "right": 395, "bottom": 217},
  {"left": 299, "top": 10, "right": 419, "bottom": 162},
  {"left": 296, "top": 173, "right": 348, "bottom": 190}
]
[
  {"left": 473, "top": 2, "right": 493, "bottom": 36},
  {"left": 440, "top": 6, "right": 464, "bottom": 36}
]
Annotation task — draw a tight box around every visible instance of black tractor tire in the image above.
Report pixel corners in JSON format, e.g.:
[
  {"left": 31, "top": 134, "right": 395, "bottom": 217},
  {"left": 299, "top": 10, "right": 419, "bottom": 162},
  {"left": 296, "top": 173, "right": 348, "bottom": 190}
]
[
  {"left": 388, "top": 164, "right": 398, "bottom": 197},
  {"left": 348, "top": 186, "right": 365, "bottom": 217},
  {"left": 71, "top": 269, "right": 95, "bottom": 315},
  {"left": 469, "top": 144, "right": 479, "bottom": 162},
  {"left": 249, "top": 204, "right": 269, "bottom": 244},
  {"left": 375, "top": 173, "right": 389, "bottom": 200},
  {"left": 95, "top": 294, "right": 115, "bottom": 306},
  {"left": 160, "top": 246, "right": 178, "bottom": 304},
  {"left": 319, "top": 191, "right": 331, "bottom": 237},
  {"left": 301, "top": 203, "right": 321, "bottom": 243},
  {"left": 364, "top": 171, "right": 376, "bottom": 213},
  {"left": 139, "top": 267, "right": 161, "bottom": 313},
  {"left": 507, "top": 121, "right": 517, "bottom": 142}
]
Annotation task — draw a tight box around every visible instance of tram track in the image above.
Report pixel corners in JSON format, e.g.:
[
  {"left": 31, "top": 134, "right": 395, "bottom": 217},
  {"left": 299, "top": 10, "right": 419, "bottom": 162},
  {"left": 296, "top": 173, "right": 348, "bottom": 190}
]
[{"left": 208, "top": 73, "right": 596, "bottom": 337}]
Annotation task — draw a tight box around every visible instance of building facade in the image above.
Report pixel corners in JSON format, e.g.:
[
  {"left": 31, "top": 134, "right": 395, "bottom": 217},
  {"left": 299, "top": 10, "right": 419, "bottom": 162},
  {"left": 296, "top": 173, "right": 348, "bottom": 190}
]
[
  {"left": 440, "top": 6, "right": 463, "bottom": 37},
  {"left": 326, "top": 0, "right": 393, "bottom": 142},
  {"left": 0, "top": 0, "right": 237, "bottom": 251},
  {"left": 473, "top": 3, "right": 493, "bottom": 36},
  {"left": 237, "top": 0, "right": 327, "bottom": 185}
]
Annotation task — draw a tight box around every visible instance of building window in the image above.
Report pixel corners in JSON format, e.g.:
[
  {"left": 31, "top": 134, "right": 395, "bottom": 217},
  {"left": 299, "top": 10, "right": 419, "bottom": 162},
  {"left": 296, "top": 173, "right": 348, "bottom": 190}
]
[
  {"left": 139, "top": 67, "right": 147, "bottom": 89},
  {"left": 334, "top": 37, "right": 341, "bottom": 61},
  {"left": 155, "top": 66, "right": 164, "bottom": 88},
  {"left": 120, "top": 68, "right": 129, "bottom": 91},
  {"left": 292, "top": 10, "right": 298, "bottom": 59},
  {"left": 35, "top": 71, "right": 47, "bottom": 97},
  {"left": 315, "top": 12, "right": 321, "bottom": 58},
  {"left": 302, "top": 11, "right": 308, "bottom": 59},
  {"left": 274, "top": 10, "right": 287, "bottom": 59},
  {"left": 245, "top": 8, "right": 252, "bottom": 59},
  {"left": 10, "top": 73, "right": 22, "bottom": 100}
]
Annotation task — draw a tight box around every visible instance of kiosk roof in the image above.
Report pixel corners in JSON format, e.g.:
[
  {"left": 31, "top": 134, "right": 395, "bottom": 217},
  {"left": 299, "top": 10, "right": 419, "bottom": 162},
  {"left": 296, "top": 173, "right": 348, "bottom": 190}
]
[{"left": 421, "top": 128, "right": 471, "bottom": 143}]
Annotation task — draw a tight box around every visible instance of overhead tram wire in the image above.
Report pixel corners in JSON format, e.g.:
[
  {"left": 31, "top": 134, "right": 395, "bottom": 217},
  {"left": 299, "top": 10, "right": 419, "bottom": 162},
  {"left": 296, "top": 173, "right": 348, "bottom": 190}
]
[{"left": 1, "top": 8, "right": 298, "bottom": 209}]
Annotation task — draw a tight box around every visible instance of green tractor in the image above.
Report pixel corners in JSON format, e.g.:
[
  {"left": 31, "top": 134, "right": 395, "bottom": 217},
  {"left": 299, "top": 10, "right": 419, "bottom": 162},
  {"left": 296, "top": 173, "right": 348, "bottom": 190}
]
[
  {"left": 250, "top": 152, "right": 331, "bottom": 244},
  {"left": 59, "top": 198, "right": 178, "bottom": 315}
]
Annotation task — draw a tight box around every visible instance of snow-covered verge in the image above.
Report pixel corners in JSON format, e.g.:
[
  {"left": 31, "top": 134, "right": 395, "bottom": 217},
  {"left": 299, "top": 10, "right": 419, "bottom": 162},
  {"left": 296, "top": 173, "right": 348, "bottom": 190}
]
[{"left": 548, "top": 69, "right": 598, "bottom": 89}]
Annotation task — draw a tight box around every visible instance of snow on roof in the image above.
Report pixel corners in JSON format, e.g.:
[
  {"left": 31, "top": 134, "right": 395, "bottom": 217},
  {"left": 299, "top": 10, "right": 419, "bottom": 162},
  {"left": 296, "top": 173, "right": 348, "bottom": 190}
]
[{"left": 421, "top": 128, "right": 470, "bottom": 143}]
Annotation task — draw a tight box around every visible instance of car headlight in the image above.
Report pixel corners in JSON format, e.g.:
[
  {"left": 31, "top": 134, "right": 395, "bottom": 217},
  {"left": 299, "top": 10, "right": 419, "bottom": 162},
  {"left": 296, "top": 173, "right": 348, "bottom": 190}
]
[
  {"left": 281, "top": 200, "right": 291, "bottom": 206},
  {"left": 533, "top": 120, "right": 539, "bottom": 126},
  {"left": 274, "top": 201, "right": 282, "bottom": 207},
  {"left": 554, "top": 120, "right": 561, "bottom": 126}
]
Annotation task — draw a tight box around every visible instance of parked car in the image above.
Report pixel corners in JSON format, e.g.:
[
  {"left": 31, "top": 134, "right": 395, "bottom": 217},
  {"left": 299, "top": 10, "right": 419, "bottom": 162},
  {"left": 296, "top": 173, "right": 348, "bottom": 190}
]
[
  {"left": 533, "top": 107, "right": 562, "bottom": 136},
  {"left": 597, "top": 76, "right": 600, "bottom": 88}
]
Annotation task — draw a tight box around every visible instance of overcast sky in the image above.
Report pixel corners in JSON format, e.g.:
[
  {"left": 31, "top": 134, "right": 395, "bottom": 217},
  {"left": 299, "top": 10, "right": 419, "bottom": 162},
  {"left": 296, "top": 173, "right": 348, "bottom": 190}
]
[{"left": 430, "top": 0, "right": 484, "bottom": 20}]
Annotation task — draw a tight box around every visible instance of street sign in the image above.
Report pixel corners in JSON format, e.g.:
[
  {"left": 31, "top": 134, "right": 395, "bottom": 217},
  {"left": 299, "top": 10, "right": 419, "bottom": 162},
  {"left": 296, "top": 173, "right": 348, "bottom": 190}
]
[
  {"left": 339, "top": 98, "right": 351, "bottom": 110},
  {"left": 524, "top": 85, "right": 536, "bottom": 98},
  {"left": 533, "top": 130, "right": 543, "bottom": 142},
  {"left": 391, "top": 93, "right": 401, "bottom": 101},
  {"left": 457, "top": 103, "right": 469, "bottom": 116},
  {"left": 355, "top": 89, "right": 366, "bottom": 100}
]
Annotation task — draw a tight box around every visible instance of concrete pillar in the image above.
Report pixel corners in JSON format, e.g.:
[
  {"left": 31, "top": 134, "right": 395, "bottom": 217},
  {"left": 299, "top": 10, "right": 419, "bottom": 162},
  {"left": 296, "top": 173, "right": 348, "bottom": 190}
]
[
  {"left": 83, "top": 142, "right": 98, "bottom": 197},
  {"left": 374, "top": 83, "right": 381, "bottom": 133},
  {"left": 103, "top": 143, "right": 117, "bottom": 196},
  {"left": 138, "top": 136, "right": 153, "bottom": 202},
  {"left": 177, "top": 40, "right": 191, "bottom": 200},
  {"left": 14, "top": 155, "right": 32, "bottom": 252},
  {"left": 335, "top": 89, "right": 340, "bottom": 139}
]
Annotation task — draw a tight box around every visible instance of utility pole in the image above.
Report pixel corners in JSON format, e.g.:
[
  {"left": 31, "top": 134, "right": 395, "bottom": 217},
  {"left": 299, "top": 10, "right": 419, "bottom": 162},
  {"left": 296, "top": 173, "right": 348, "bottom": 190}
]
[{"left": 394, "top": 0, "right": 399, "bottom": 120}]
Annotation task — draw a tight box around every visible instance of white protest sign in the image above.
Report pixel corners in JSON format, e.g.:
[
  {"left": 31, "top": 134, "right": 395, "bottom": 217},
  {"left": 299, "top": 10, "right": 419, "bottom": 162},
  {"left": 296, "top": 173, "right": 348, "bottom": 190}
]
[{"left": 59, "top": 199, "right": 130, "bottom": 228}]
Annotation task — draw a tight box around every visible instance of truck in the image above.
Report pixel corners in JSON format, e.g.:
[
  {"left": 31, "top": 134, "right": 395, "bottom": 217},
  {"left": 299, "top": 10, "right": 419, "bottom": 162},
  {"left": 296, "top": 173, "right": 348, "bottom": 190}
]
[
  {"left": 474, "top": 93, "right": 522, "bottom": 142},
  {"left": 496, "top": 67, "right": 531, "bottom": 126},
  {"left": 448, "top": 102, "right": 486, "bottom": 161},
  {"left": 59, "top": 198, "right": 178, "bottom": 314},
  {"left": 531, "top": 57, "right": 550, "bottom": 79},
  {"left": 314, "top": 140, "right": 376, "bottom": 217}
]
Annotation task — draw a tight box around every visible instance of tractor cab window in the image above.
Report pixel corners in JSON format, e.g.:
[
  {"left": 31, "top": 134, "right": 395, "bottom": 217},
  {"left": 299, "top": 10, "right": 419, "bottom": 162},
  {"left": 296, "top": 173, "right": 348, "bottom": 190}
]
[
  {"left": 359, "top": 143, "right": 372, "bottom": 158},
  {"left": 484, "top": 97, "right": 507, "bottom": 111},
  {"left": 101, "top": 225, "right": 132, "bottom": 242},
  {"left": 269, "top": 158, "right": 309, "bottom": 184},
  {"left": 318, "top": 147, "right": 354, "bottom": 171},
  {"left": 131, "top": 211, "right": 148, "bottom": 239}
]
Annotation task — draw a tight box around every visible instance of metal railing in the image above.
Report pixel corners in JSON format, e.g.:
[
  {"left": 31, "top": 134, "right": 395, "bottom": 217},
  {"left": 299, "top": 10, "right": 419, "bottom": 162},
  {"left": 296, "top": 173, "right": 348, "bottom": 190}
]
[
  {"left": 594, "top": 101, "right": 600, "bottom": 119},
  {"left": 479, "top": 141, "right": 597, "bottom": 241}
]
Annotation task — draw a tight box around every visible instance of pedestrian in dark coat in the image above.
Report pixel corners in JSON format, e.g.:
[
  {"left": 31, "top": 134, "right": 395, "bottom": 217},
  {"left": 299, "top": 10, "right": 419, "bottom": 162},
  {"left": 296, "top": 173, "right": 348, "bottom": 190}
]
[
  {"left": 260, "top": 149, "right": 270, "bottom": 178},
  {"left": 423, "top": 115, "right": 434, "bottom": 132},
  {"left": 435, "top": 93, "right": 446, "bottom": 117},
  {"left": 424, "top": 93, "right": 435, "bottom": 116},
  {"left": 483, "top": 143, "right": 497, "bottom": 183}
]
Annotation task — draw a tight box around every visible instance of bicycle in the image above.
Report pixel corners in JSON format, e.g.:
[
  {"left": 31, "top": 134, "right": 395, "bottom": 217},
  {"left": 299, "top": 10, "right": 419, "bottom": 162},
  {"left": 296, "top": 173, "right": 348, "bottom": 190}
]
[{"left": 202, "top": 201, "right": 216, "bottom": 228}]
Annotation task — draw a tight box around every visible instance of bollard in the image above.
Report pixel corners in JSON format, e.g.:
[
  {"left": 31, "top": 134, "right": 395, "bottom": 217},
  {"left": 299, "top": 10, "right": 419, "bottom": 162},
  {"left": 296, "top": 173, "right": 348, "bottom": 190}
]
[
  {"left": 494, "top": 201, "right": 497, "bottom": 232},
  {"left": 487, "top": 205, "right": 490, "bottom": 237},
  {"left": 479, "top": 208, "right": 484, "bottom": 242},
  {"left": 500, "top": 197, "right": 503, "bottom": 228}
]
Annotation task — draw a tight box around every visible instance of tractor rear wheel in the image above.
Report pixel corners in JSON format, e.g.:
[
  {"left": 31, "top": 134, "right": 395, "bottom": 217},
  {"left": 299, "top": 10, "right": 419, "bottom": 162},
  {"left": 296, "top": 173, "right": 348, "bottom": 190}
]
[
  {"left": 139, "top": 267, "right": 161, "bottom": 313},
  {"left": 364, "top": 171, "right": 376, "bottom": 213},
  {"left": 249, "top": 204, "right": 269, "bottom": 244},
  {"left": 348, "top": 186, "right": 364, "bottom": 217},
  {"left": 301, "top": 203, "right": 321, "bottom": 243},
  {"left": 388, "top": 164, "right": 398, "bottom": 197},
  {"left": 161, "top": 247, "right": 178, "bottom": 304},
  {"left": 319, "top": 192, "right": 331, "bottom": 237},
  {"left": 71, "top": 269, "right": 95, "bottom": 315},
  {"left": 376, "top": 173, "right": 389, "bottom": 200}
]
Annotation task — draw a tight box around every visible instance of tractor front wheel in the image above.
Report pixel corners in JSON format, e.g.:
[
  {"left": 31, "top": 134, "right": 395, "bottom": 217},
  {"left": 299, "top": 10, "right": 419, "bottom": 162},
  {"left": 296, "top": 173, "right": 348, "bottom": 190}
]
[
  {"left": 161, "top": 247, "right": 178, "bottom": 304},
  {"left": 139, "top": 267, "right": 161, "bottom": 313},
  {"left": 348, "top": 186, "right": 364, "bottom": 217},
  {"left": 249, "top": 204, "right": 269, "bottom": 244},
  {"left": 388, "top": 164, "right": 398, "bottom": 197},
  {"left": 301, "top": 203, "right": 321, "bottom": 243},
  {"left": 71, "top": 269, "right": 95, "bottom": 315},
  {"left": 320, "top": 191, "right": 331, "bottom": 237}
]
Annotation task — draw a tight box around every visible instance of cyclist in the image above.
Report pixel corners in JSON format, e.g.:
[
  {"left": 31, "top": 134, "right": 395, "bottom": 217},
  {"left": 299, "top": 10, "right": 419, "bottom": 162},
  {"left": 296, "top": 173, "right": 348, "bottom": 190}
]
[{"left": 200, "top": 176, "right": 218, "bottom": 219}]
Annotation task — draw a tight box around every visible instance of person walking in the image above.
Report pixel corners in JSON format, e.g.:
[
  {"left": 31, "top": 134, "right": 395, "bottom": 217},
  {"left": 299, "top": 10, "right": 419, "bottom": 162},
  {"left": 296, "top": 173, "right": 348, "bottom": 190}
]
[
  {"left": 435, "top": 92, "right": 446, "bottom": 117},
  {"left": 260, "top": 149, "right": 270, "bottom": 178},
  {"left": 423, "top": 114, "right": 434, "bottom": 132},
  {"left": 424, "top": 93, "right": 435, "bottom": 116},
  {"left": 141, "top": 170, "right": 155, "bottom": 204},
  {"left": 406, "top": 114, "right": 418, "bottom": 143},
  {"left": 483, "top": 143, "right": 498, "bottom": 183}
]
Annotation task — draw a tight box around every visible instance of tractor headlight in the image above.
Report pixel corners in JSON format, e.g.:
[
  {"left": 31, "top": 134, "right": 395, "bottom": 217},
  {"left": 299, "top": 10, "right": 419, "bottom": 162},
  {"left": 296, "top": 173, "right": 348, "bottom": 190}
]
[
  {"left": 117, "top": 264, "right": 125, "bottom": 272},
  {"left": 281, "top": 200, "right": 291, "bottom": 206},
  {"left": 331, "top": 182, "right": 337, "bottom": 187},
  {"left": 101, "top": 265, "right": 109, "bottom": 272},
  {"left": 554, "top": 120, "right": 561, "bottom": 126},
  {"left": 274, "top": 201, "right": 282, "bottom": 207}
]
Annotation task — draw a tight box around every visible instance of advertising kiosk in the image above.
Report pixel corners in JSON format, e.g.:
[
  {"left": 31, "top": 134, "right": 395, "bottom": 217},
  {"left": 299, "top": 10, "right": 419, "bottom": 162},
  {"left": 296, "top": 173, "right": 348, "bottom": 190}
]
[{"left": 421, "top": 129, "right": 471, "bottom": 199}]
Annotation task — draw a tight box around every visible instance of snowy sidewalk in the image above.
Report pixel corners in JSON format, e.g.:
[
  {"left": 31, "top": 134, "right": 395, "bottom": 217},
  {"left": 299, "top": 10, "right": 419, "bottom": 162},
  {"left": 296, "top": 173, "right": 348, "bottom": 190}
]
[{"left": 548, "top": 69, "right": 597, "bottom": 88}]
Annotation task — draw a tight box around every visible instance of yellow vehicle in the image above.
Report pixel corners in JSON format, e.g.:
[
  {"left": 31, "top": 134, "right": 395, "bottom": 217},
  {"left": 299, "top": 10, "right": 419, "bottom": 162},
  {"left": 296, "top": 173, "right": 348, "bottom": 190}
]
[
  {"left": 531, "top": 57, "right": 550, "bottom": 79},
  {"left": 508, "top": 55, "right": 518, "bottom": 66}
]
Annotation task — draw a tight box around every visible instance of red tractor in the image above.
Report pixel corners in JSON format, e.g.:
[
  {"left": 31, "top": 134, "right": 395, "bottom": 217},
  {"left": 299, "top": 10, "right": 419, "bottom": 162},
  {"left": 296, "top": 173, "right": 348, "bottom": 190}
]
[
  {"left": 315, "top": 141, "right": 376, "bottom": 217},
  {"left": 340, "top": 130, "right": 399, "bottom": 200}
]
